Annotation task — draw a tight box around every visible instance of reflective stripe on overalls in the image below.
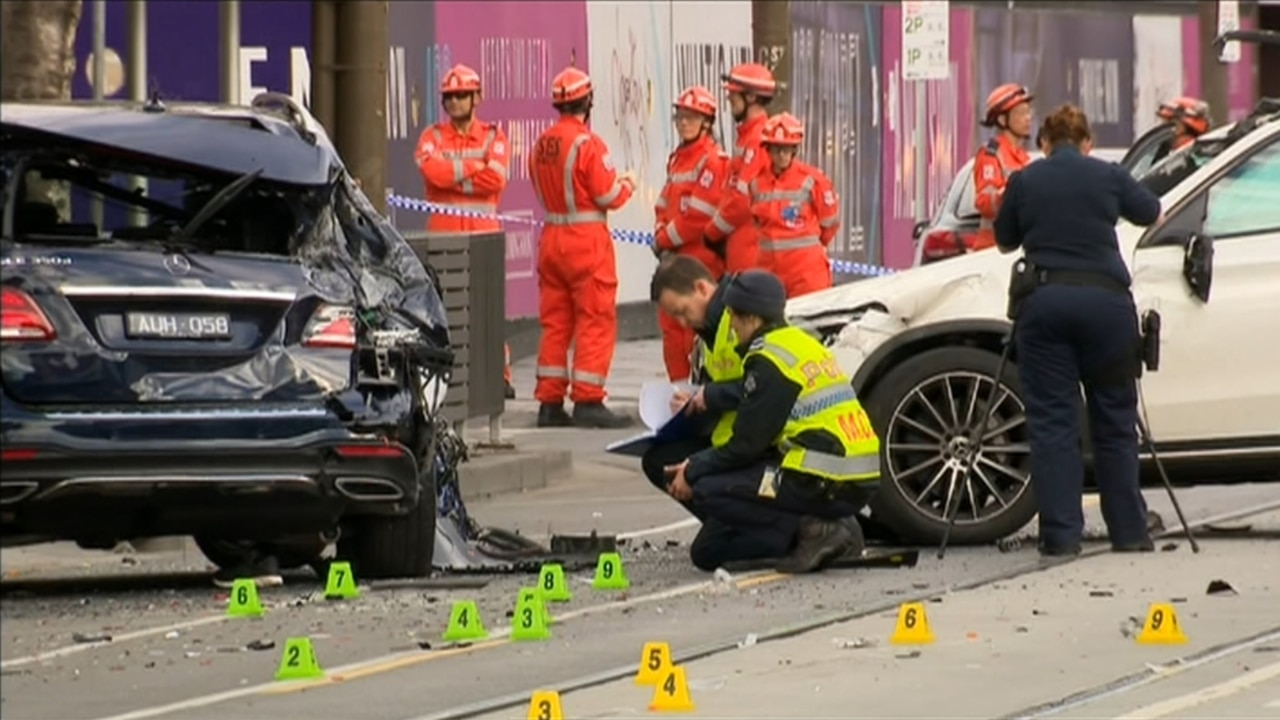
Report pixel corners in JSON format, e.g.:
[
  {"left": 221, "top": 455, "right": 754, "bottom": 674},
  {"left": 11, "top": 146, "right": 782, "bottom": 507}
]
[
  {"left": 661, "top": 155, "right": 713, "bottom": 247},
  {"left": 697, "top": 309, "right": 743, "bottom": 448},
  {"left": 977, "top": 148, "right": 1008, "bottom": 234},
  {"left": 750, "top": 175, "right": 821, "bottom": 252},
  {"left": 429, "top": 125, "right": 504, "bottom": 212},
  {"left": 532, "top": 134, "right": 611, "bottom": 226},
  {"left": 744, "top": 326, "right": 881, "bottom": 483}
]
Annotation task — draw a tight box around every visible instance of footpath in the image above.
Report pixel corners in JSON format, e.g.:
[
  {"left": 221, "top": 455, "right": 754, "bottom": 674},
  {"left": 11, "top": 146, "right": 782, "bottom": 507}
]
[
  {"left": 455, "top": 338, "right": 666, "bottom": 501},
  {"left": 479, "top": 516, "right": 1280, "bottom": 720}
]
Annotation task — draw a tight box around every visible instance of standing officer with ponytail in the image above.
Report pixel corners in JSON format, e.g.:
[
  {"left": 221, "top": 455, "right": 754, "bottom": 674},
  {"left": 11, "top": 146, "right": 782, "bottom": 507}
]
[{"left": 994, "top": 104, "right": 1162, "bottom": 557}]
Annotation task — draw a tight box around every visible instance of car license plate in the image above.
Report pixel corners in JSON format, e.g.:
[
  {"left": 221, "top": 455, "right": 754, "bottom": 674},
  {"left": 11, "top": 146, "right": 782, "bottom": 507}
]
[{"left": 125, "top": 312, "right": 232, "bottom": 340}]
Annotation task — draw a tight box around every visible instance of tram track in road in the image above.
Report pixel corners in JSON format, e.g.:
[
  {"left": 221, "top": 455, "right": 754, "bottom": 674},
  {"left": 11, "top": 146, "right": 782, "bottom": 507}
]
[
  {"left": 413, "top": 497, "right": 1280, "bottom": 720},
  {"left": 15, "top": 495, "right": 1277, "bottom": 720}
]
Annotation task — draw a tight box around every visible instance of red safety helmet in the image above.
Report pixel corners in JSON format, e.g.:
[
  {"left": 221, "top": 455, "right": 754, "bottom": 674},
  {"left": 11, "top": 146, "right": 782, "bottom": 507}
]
[
  {"left": 551, "top": 67, "right": 593, "bottom": 106},
  {"left": 761, "top": 112, "right": 804, "bottom": 147},
  {"left": 983, "top": 83, "right": 1034, "bottom": 127},
  {"left": 721, "top": 63, "right": 777, "bottom": 98},
  {"left": 673, "top": 85, "right": 717, "bottom": 119},
  {"left": 1164, "top": 96, "right": 1211, "bottom": 136},
  {"left": 440, "top": 64, "right": 481, "bottom": 94}
]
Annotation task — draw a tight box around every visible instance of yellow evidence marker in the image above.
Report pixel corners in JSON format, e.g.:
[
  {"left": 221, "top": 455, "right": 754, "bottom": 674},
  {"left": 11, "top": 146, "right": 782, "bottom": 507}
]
[
  {"left": 324, "top": 561, "right": 359, "bottom": 600},
  {"left": 511, "top": 590, "right": 552, "bottom": 641},
  {"left": 1136, "top": 602, "right": 1188, "bottom": 644},
  {"left": 634, "top": 640, "right": 672, "bottom": 686},
  {"left": 442, "top": 600, "right": 489, "bottom": 642},
  {"left": 648, "top": 664, "right": 695, "bottom": 712},
  {"left": 227, "top": 578, "right": 264, "bottom": 618},
  {"left": 889, "top": 601, "right": 936, "bottom": 645},
  {"left": 592, "top": 551, "right": 630, "bottom": 590},
  {"left": 526, "top": 690, "right": 563, "bottom": 720},
  {"left": 274, "top": 637, "right": 324, "bottom": 681},
  {"left": 538, "top": 563, "right": 573, "bottom": 602}
]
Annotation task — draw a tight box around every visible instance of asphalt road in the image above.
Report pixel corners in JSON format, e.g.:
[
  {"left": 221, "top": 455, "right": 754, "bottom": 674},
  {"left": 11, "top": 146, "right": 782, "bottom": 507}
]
[{"left": 1, "top": 443, "right": 1277, "bottom": 720}]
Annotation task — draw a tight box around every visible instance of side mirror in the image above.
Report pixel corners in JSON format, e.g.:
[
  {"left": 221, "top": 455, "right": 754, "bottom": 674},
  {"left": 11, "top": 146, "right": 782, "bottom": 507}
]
[
  {"left": 911, "top": 220, "right": 929, "bottom": 243},
  {"left": 1182, "top": 233, "right": 1214, "bottom": 303}
]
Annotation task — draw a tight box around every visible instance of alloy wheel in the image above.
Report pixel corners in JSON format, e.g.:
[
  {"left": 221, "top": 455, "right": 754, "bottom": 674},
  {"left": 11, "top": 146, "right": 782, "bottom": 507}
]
[{"left": 883, "top": 370, "right": 1032, "bottom": 525}]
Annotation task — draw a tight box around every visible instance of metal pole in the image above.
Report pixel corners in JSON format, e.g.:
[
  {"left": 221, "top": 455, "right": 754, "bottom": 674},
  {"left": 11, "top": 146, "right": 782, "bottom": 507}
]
[
  {"left": 310, "top": 0, "right": 336, "bottom": 137},
  {"left": 333, "top": 0, "right": 388, "bottom": 213},
  {"left": 913, "top": 79, "right": 928, "bottom": 223},
  {"left": 219, "top": 0, "right": 240, "bottom": 104},
  {"left": 127, "top": 0, "right": 148, "bottom": 227},
  {"left": 91, "top": 0, "right": 106, "bottom": 229}
]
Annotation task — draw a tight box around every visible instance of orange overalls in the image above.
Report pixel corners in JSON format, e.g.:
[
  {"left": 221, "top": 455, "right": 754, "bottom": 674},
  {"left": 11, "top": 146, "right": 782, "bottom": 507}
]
[
  {"left": 415, "top": 119, "right": 515, "bottom": 388},
  {"left": 704, "top": 113, "right": 769, "bottom": 272},
  {"left": 654, "top": 134, "right": 728, "bottom": 381},
  {"left": 752, "top": 161, "right": 840, "bottom": 298},
  {"left": 973, "top": 134, "right": 1030, "bottom": 251},
  {"left": 528, "top": 116, "right": 634, "bottom": 405}
]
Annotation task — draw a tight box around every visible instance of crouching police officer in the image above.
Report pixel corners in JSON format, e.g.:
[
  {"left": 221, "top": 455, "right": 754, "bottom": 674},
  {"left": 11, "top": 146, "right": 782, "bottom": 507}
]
[
  {"left": 994, "top": 104, "right": 1162, "bottom": 557},
  {"left": 642, "top": 255, "right": 745, "bottom": 494},
  {"left": 662, "top": 269, "right": 882, "bottom": 573}
]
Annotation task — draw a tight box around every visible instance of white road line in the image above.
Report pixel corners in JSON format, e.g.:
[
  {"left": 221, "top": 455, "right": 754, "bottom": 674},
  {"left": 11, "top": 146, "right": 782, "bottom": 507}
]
[
  {"left": 2, "top": 516, "right": 697, "bottom": 673},
  {"left": 1114, "top": 660, "right": 1280, "bottom": 720},
  {"left": 85, "top": 568, "right": 775, "bottom": 720},
  {"left": 0, "top": 613, "right": 232, "bottom": 670},
  {"left": 617, "top": 517, "right": 699, "bottom": 540}
]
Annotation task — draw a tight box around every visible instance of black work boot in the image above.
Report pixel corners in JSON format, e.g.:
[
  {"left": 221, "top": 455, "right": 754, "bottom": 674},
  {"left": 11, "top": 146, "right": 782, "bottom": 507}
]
[
  {"left": 776, "top": 517, "right": 854, "bottom": 574},
  {"left": 1038, "top": 541, "right": 1082, "bottom": 558},
  {"left": 1113, "top": 538, "right": 1155, "bottom": 553},
  {"left": 536, "top": 403, "right": 573, "bottom": 428},
  {"left": 832, "top": 517, "right": 869, "bottom": 562},
  {"left": 571, "top": 402, "right": 634, "bottom": 429},
  {"left": 504, "top": 382, "right": 516, "bottom": 400}
]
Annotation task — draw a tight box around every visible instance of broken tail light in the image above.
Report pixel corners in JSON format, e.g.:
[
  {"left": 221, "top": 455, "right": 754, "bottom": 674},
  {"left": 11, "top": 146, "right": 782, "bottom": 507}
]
[
  {"left": 302, "top": 304, "right": 356, "bottom": 349},
  {"left": 921, "top": 230, "right": 969, "bottom": 263},
  {"left": 0, "top": 287, "right": 57, "bottom": 342}
]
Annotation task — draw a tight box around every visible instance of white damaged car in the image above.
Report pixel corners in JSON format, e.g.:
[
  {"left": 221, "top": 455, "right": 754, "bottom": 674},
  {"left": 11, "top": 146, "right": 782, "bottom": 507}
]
[{"left": 789, "top": 102, "right": 1280, "bottom": 546}]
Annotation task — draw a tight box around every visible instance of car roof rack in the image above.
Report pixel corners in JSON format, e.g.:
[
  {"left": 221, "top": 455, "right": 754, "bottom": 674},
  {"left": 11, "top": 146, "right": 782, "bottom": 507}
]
[{"left": 249, "top": 92, "right": 317, "bottom": 146}]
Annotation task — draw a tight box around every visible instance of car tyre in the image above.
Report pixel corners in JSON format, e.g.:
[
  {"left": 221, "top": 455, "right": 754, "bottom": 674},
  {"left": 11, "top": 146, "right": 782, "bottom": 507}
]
[
  {"left": 864, "top": 345, "right": 1037, "bottom": 545},
  {"left": 344, "top": 457, "right": 438, "bottom": 580}
]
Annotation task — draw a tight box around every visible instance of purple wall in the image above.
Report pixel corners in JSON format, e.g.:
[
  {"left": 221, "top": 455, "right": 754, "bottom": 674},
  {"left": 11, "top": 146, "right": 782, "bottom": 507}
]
[
  {"left": 879, "top": 5, "right": 976, "bottom": 270},
  {"left": 789, "top": 2, "right": 883, "bottom": 267},
  {"left": 70, "top": 0, "right": 311, "bottom": 102},
  {"left": 430, "top": 1, "right": 590, "bottom": 319}
]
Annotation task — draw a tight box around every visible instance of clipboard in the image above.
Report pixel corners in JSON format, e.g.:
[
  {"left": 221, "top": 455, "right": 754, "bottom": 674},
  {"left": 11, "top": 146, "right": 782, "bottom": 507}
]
[{"left": 605, "top": 381, "right": 700, "bottom": 457}]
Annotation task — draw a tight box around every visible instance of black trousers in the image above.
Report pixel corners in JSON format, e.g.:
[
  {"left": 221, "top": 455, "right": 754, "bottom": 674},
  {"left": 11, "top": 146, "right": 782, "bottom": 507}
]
[
  {"left": 641, "top": 440, "right": 868, "bottom": 571},
  {"left": 1015, "top": 283, "right": 1150, "bottom": 549}
]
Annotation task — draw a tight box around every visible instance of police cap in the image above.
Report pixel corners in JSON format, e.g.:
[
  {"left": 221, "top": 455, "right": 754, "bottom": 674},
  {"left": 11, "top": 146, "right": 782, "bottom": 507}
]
[{"left": 724, "top": 270, "right": 787, "bottom": 321}]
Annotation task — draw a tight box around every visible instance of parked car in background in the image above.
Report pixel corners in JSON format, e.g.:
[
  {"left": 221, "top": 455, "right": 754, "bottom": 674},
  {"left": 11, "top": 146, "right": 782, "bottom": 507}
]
[
  {"left": 0, "top": 94, "right": 455, "bottom": 582},
  {"left": 911, "top": 147, "right": 1134, "bottom": 267},
  {"left": 791, "top": 98, "right": 1280, "bottom": 547}
]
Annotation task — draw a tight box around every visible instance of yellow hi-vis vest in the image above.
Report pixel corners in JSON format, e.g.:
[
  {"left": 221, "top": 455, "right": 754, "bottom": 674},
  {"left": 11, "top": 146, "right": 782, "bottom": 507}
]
[
  {"left": 745, "top": 325, "right": 882, "bottom": 483},
  {"left": 697, "top": 309, "right": 743, "bottom": 448}
]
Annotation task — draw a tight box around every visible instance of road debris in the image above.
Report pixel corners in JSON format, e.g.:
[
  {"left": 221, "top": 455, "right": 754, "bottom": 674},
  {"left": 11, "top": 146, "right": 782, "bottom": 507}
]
[
  {"left": 833, "top": 637, "right": 875, "bottom": 649},
  {"left": 1206, "top": 579, "right": 1238, "bottom": 596}
]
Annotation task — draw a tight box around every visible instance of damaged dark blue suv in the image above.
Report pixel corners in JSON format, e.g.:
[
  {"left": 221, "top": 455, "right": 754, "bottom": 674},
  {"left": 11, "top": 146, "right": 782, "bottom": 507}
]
[{"left": 0, "top": 93, "right": 455, "bottom": 584}]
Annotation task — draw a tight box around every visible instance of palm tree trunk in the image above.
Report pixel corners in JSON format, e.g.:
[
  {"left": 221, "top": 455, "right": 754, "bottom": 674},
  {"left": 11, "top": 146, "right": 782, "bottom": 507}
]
[
  {"left": 0, "top": 0, "right": 84, "bottom": 218},
  {"left": 1, "top": 0, "right": 84, "bottom": 100}
]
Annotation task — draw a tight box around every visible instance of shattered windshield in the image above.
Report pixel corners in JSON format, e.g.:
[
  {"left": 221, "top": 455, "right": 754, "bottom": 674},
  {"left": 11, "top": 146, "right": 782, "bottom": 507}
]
[{"left": 2, "top": 145, "right": 451, "bottom": 344}]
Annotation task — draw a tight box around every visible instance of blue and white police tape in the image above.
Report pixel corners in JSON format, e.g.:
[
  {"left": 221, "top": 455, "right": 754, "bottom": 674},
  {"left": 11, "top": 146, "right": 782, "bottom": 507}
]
[{"left": 385, "top": 192, "right": 896, "bottom": 278}]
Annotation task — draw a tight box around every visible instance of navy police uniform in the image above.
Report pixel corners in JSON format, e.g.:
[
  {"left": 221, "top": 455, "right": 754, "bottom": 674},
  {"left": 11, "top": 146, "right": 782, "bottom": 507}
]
[
  {"left": 994, "top": 143, "right": 1162, "bottom": 555},
  {"left": 671, "top": 270, "right": 882, "bottom": 573},
  {"left": 640, "top": 276, "right": 741, "bottom": 494}
]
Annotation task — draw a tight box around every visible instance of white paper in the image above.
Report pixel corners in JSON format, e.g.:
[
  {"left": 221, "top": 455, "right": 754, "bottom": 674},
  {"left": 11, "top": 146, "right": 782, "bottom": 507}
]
[{"left": 637, "top": 380, "right": 696, "bottom": 431}]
